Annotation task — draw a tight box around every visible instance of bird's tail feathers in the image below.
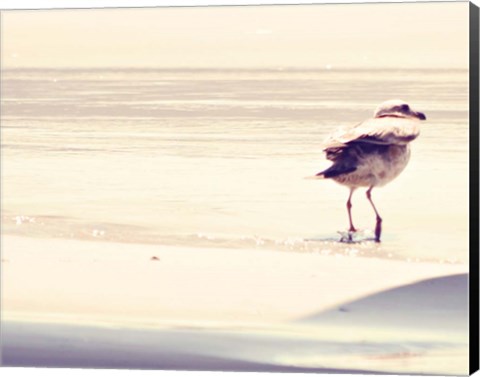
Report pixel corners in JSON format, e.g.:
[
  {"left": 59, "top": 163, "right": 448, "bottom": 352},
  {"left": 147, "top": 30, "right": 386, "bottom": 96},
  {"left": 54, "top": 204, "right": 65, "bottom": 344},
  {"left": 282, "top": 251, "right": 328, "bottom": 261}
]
[
  {"left": 304, "top": 172, "right": 326, "bottom": 180},
  {"left": 305, "top": 166, "right": 356, "bottom": 180}
]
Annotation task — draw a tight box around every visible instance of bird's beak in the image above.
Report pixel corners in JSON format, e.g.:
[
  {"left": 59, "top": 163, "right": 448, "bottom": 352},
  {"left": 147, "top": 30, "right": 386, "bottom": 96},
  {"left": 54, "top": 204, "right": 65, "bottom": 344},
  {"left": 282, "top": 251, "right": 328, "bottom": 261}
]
[{"left": 414, "top": 111, "right": 426, "bottom": 121}]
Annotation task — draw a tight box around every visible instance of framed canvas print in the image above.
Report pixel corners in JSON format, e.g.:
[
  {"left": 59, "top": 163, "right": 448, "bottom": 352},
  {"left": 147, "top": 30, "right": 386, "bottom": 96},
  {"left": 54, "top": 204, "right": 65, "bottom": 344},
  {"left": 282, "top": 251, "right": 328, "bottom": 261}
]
[{"left": 1, "top": 0, "right": 479, "bottom": 375}]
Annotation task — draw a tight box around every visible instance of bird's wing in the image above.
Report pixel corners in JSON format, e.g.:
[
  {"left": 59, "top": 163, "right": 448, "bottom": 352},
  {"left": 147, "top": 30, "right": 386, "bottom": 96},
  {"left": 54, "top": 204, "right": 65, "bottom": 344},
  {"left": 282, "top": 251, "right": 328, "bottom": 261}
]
[{"left": 323, "top": 117, "right": 421, "bottom": 150}]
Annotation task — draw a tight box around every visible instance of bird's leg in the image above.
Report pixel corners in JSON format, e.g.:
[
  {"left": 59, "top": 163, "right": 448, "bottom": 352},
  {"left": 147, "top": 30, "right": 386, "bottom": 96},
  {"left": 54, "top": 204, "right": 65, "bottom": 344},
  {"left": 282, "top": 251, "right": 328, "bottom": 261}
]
[
  {"left": 343, "top": 188, "right": 358, "bottom": 242},
  {"left": 347, "top": 188, "right": 357, "bottom": 233},
  {"left": 366, "top": 186, "right": 382, "bottom": 242}
]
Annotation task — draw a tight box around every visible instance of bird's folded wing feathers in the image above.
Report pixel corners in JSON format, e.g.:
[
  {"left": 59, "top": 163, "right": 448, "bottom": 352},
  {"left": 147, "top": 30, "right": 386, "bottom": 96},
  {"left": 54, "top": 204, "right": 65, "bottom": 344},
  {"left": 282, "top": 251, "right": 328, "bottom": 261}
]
[{"left": 323, "top": 117, "right": 421, "bottom": 150}]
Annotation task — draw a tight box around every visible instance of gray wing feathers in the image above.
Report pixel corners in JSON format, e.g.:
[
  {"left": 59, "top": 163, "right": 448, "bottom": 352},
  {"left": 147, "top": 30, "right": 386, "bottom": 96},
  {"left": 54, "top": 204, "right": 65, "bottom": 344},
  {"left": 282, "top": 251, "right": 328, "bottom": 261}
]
[{"left": 323, "top": 117, "right": 420, "bottom": 150}]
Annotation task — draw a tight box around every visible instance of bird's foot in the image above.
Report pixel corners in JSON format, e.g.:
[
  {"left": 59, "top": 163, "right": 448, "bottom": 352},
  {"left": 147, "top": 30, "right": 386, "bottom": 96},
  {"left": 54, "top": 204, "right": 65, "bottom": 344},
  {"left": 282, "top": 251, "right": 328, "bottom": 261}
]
[
  {"left": 374, "top": 217, "right": 382, "bottom": 243},
  {"left": 338, "top": 229, "right": 358, "bottom": 243},
  {"left": 338, "top": 229, "right": 376, "bottom": 243}
]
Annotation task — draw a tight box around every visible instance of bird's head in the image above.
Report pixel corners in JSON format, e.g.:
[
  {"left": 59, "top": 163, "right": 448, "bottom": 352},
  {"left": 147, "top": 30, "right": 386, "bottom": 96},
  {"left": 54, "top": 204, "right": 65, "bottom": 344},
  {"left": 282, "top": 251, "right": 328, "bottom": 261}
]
[{"left": 373, "top": 100, "right": 426, "bottom": 121}]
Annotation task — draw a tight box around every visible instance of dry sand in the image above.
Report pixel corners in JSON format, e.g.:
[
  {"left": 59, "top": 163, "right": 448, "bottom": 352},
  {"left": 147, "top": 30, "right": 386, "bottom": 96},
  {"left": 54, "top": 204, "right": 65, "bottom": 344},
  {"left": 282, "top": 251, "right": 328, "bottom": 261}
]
[{"left": 1, "top": 235, "right": 469, "bottom": 374}]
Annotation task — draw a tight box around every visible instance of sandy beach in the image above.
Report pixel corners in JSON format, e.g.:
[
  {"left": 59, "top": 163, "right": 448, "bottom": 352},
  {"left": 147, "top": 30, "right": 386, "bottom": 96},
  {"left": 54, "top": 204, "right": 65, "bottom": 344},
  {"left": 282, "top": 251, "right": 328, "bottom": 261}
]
[
  {"left": 1, "top": 66, "right": 470, "bottom": 374},
  {"left": 1, "top": 235, "right": 468, "bottom": 374}
]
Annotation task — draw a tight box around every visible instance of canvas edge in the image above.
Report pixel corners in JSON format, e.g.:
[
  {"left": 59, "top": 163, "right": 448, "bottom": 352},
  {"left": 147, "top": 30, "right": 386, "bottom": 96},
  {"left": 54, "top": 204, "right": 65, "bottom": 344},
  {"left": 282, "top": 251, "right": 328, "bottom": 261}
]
[{"left": 470, "top": 1, "right": 480, "bottom": 375}]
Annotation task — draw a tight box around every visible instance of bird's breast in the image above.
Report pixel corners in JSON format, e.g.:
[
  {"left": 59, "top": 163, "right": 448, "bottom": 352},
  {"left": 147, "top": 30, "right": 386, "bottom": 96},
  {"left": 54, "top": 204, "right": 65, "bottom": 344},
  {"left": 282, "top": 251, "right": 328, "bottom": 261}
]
[{"left": 365, "top": 144, "right": 411, "bottom": 186}]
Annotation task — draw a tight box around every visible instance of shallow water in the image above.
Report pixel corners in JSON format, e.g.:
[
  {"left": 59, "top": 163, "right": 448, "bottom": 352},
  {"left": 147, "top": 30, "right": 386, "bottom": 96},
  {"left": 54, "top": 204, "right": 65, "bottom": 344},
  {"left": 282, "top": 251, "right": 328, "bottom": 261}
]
[
  {"left": 1, "top": 68, "right": 469, "bottom": 263},
  {"left": 2, "top": 319, "right": 468, "bottom": 375}
]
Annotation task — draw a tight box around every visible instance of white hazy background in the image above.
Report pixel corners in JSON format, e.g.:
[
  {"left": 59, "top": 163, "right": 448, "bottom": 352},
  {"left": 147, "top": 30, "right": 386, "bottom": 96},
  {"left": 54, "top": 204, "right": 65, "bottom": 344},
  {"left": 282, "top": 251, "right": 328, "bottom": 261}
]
[{"left": 2, "top": 2, "right": 468, "bottom": 69}]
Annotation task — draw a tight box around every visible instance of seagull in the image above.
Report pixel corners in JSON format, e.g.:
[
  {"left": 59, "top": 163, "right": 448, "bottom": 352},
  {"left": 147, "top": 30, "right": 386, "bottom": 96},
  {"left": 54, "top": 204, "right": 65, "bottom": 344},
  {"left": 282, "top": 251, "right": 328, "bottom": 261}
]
[{"left": 314, "top": 100, "right": 426, "bottom": 242}]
